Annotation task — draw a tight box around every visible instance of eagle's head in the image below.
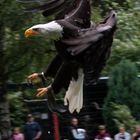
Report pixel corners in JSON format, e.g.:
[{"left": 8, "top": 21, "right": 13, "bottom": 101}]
[{"left": 24, "top": 21, "right": 63, "bottom": 40}]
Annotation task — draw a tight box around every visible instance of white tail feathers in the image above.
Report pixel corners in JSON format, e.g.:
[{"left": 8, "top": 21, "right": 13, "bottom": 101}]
[{"left": 64, "top": 69, "right": 84, "bottom": 113}]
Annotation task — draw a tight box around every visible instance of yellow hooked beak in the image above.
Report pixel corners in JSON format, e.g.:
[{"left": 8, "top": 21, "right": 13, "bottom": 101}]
[{"left": 24, "top": 28, "right": 39, "bottom": 37}]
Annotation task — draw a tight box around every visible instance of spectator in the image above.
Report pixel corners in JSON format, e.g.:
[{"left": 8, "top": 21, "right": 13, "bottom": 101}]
[
  {"left": 95, "top": 125, "right": 111, "bottom": 140},
  {"left": 12, "top": 127, "right": 24, "bottom": 140},
  {"left": 132, "top": 125, "right": 140, "bottom": 140},
  {"left": 68, "top": 117, "right": 86, "bottom": 140},
  {"left": 114, "top": 126, "right": 131, "bottom": 140},
  {"left": 24, "top": 114, "right": 42, "bottom": 140}
]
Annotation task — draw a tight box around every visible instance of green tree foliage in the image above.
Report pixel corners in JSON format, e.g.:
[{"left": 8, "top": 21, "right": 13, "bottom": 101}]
[
  {"left": 103, "top": 59, "right": 140, "bottom": 133},
  {"left": 8, "top": 92, "right": 27, "bottom": 127},
  {"left": 1, "top": 1, "right": 55, "bottom": 83},
  {"left": 102, "top": 0, "right": 140, "bottom": 74},
  {"left": 111, "top": 103, "right": 138, "bottom": 133},
  {"left": 0, "top": 0, "right": 140, "bottom": 138},
  {"left": 0, "top": 1, "right": 54, "bottom": 139}
]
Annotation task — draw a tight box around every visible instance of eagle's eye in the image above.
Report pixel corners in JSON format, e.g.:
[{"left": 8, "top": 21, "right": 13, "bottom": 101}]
[{"left": 33, "top": 28, "right": 40, "bottom": 32}]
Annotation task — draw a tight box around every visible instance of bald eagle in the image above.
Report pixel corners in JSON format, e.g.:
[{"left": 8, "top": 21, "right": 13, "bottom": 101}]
[{"left": 18, "top": 0, "right": 117, "bottom": 113}]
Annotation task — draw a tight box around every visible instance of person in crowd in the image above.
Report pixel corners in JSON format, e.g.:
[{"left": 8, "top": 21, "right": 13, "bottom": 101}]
[
  {"left": 68, "top": 117, "right": 87, "bottom": 140},
  {"left": 95, "top": 125, "right": 111, "bottom": 140},
  {"left": 12, "top": 127, "right": 24, "bottom": 140},
  {"left": 132, "top": 125, "right": 140, "bottom": 140},
  {"left": 24, "top": 114, "right": 42, "bottom": 140},
  {"left": 114, "top": 126, "right": 131, "bottom": 140}
]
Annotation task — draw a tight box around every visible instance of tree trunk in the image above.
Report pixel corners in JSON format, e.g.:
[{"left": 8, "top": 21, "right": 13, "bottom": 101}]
[
  {"left": 0, "top": 99, "right": 11, "bottom": 140},
  {"left": 0, "top": 22, "right": 11, "bottom": 140}
]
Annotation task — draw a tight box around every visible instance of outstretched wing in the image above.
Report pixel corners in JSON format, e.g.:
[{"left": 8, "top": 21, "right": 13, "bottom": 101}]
[
  {"left": 17, "top": 0, "right": 74, "bottom": 18},
  {"left": 17, "top": 0, "right": 90, "bottom": 22},
  {"left": 62, "top": 11, "right": 117, "bottom": 55},
  {"left": 84, "top": 11, "right": 117, "bottom": 85},
  {"left": 62, "top": 11, "right": 117, "bottom": 85},
  {"left": 17, "top": 0, "right": 91, "bottom": 28},
  {"left": 64, "top": 0, "right": 91, "bottom": 28}
]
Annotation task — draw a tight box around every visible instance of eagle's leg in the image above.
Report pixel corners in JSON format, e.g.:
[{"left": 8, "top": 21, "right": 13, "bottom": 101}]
[
  {"left": 47, "top": 86, "right": 67, "bottom": 113},
  {"left": 37, "top": 86, "right": 67, "bottom": 113},
  {"left": 48, "top": 62, "right": 79, "bottom": 113}
]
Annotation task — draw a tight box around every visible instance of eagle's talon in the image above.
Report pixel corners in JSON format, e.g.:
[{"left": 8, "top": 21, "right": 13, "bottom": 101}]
[{"left": 36, "top": 87, "right": 48, "bottom": 96}]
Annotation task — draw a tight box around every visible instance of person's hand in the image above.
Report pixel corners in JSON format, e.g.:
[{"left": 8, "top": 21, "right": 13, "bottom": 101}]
[
  {"left": 132, "top": 133, "right": 137, "bottom": 137},
  {"left": 27, "top": 73, "right": 40, "bottom": 83},
  {"left": 33, "top": 131, "right": 42, "bottom": 140},
  {"left": 33, "top": 137, "right": 39, "bottom": 140},
  {"left": 36, "top": 87, "right": 48, "bottom": 96}
]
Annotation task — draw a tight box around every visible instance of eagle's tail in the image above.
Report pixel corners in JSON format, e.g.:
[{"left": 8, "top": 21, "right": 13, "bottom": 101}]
[{"left": 64, "top": 69, "right": 84, "bottom": 113}]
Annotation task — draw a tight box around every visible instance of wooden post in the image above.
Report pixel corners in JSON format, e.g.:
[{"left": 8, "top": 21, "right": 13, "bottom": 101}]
[{"left": 52, "top": 112, "right": 60, "bottom": 140}]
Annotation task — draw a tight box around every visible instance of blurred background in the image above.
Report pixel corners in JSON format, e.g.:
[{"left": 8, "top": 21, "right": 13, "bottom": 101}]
[{"left": 0, "top": 0, "right": 140, "bottom": 140}]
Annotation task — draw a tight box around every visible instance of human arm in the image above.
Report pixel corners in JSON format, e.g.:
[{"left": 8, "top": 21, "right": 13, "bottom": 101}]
[
  {"left": 131, "top": 133, "right": 137, "bottom": 140},
  {"left": 33, "top": 131, "right": 42, "bottom": 140},
  {"left": 125, "top": 133, "right": 131, "bottom": 140},
  {"left": 33, "top": 123, "right": 42, "bottom": 140},
  {"left": 114, "top": 134, "right": 119, "bottom": 140},
  {"left": 21, "top": 133, "right": 25, "bottom": 140},
  {"left": 71, "top": 128, "right": 86, "bottom": 139}
]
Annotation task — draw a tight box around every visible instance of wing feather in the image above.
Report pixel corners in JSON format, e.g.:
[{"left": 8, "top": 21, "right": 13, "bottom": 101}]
[
  {"left": 61, "top": 11, "right": 117, "bottom": 55},
  {"left": 23, "top": 0, "right": 65, "bottom": 13},
  {"left": 17, "top": 0, "right": 91, "bottom": 26},
  {"left": 17, "top": 0, "right": 75, "bottom": 19},
  {"left": 17, "top": 0, "right": 57, "bottom": 4}
]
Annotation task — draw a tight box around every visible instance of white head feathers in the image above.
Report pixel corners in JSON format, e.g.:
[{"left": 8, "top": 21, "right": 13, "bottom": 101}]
[{"left": 32, "top": 21, "right": 63, "bottom": 40}]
